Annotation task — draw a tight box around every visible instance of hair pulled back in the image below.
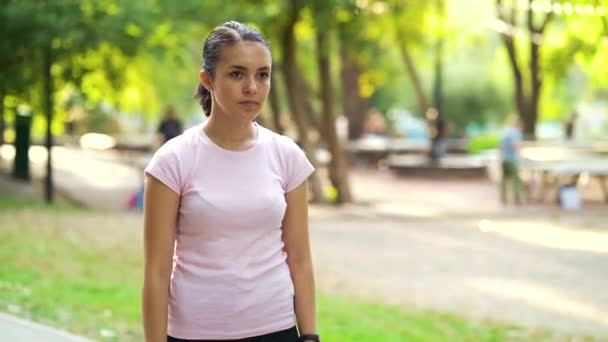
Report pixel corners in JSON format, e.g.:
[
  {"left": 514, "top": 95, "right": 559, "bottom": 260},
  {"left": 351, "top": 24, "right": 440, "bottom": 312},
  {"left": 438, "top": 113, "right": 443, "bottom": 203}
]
[{"left": 194, "top": 21, "right": 270, "bottom": 116}]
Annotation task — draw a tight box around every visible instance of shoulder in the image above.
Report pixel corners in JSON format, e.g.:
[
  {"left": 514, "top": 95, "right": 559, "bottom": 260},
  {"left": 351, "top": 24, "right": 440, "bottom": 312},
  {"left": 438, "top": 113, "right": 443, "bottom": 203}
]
[
  {"left": 258, "top": 125, "right": 314, "bottom": 191},
  {"left": 258, "top": 125, "right": 301, "bottom": 152},
  {"left": 257, "top": 125, "right": 310, "bottom": 171},
  {"left": 145, "top": 125, "right": 201, "bottom": 194},
  {"left": 152, "top": 125, "right": 201, "bottom": 162}
]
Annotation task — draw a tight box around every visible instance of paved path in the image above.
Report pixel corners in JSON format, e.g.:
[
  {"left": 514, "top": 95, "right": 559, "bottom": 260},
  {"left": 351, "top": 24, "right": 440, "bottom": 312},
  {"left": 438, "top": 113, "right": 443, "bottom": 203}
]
[
  {"left": 308, "top": 209, "right": 608, "bottom": 339},
  {"left": 2, "top": 145, "right": 606, "bottom": 214},
  {"left": 0, "top": 313, "right": 92, "bottom": 342},
  {"left": 0, "top": 145, "right": 142, "bottom": 210}
]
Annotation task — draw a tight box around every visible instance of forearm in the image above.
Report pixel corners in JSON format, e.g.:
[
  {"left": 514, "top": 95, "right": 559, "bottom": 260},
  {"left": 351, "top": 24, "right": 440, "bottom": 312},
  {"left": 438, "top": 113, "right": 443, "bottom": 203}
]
[
  {"left": 142, "top": 275, "right": 170, "bottom": 342},
  {"left": 290, "top": 260, "right": 317, "bottom": 335}
]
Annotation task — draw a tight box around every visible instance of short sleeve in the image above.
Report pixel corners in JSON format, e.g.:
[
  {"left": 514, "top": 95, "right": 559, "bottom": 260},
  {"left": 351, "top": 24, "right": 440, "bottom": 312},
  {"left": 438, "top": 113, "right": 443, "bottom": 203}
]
[
  {"left": 281, "top": 137, "right": 315, "bottom": 193},
  {"left": 144, "top": 140, "right": 184, "bottom": 195}
]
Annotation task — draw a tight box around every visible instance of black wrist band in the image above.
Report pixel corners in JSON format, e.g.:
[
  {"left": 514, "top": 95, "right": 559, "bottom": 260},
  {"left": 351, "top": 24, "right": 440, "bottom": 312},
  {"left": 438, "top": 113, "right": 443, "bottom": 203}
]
[{"left": 299, "top": 333, "right": 320, "bottom": 342}]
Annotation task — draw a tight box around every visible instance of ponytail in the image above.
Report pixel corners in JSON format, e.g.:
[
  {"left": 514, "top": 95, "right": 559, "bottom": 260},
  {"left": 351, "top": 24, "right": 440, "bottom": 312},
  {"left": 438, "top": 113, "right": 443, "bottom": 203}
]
[{"left": 194, "top": 83, "right": 212, "bottom": 116}]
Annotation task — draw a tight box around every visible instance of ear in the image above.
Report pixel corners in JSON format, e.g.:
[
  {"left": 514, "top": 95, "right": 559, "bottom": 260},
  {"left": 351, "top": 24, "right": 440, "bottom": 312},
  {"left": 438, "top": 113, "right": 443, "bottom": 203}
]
[{"left": 199, "top": 70, "right": 214, "bottom": 92}]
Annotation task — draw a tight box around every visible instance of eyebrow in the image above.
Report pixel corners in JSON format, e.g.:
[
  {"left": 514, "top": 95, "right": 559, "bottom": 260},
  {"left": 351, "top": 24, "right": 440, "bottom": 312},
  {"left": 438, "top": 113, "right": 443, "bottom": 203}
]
[{"left": 227, "top": 65, "right": 271, "bottom": 72}]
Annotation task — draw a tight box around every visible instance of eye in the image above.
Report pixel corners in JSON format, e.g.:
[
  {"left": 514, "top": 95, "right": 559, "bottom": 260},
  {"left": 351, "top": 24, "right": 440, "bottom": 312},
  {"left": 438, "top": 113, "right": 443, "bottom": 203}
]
[
  {"left": 230, "top": 71, "right": 243, "bottom": 79},
  {"left": 257, "top": 72, "right": 270, "bottom": 80}
]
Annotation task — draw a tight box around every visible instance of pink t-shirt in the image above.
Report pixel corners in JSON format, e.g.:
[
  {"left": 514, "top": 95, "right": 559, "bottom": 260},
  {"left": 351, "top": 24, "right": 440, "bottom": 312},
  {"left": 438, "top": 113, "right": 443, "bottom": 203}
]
[{"left": 144, "top": 122, "right": 314, "bottom": 339}]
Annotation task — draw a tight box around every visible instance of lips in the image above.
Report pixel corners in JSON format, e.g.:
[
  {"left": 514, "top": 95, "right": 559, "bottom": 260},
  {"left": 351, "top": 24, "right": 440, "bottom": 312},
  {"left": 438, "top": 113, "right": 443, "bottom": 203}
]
[{"left": 239, "top": 101, "right": 260, "bottom": 111}]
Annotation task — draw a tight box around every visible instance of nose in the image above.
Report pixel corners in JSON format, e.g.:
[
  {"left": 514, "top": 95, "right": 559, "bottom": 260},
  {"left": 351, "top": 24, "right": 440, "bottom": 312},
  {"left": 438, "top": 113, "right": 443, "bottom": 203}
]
[{"left": 243, "top": 75, "right": 257, "bottom": 95}]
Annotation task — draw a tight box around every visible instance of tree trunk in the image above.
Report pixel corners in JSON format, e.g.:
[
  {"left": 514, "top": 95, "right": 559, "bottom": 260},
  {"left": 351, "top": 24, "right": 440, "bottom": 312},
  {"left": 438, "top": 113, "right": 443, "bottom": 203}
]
[
  {"left": 496, "top": 0, "right": 552, "bottom": 140},
  {"left": 398, "top": 42, "right": 429, "bottom": 117},
  {"left": 280, "top": 1, "right": 326, "bottom": 203},
  {"left": 432, "top": 40, "right": 444, "bottom": 115},
  {"left": 432, "top": 0, "right": 445, "bottom": 117},
  {"left": 497, "top": 0, "right": 529, "bottom": 136},
  {"left": 316, "top": 26, "right": 352, "bottom": 203},
  {"left": 525, "top": 39, "right": 541, "bottom": 139},
  {"left": 295, "top": 69, "right": 322, "bottom": 135},
  {"left": 525, "top": 0, "right": 552, "bottom": 139},
  {"left": 430, "top": 0, "right": 446, "bottom": 160},
  {"left": 43, "top": 46, "right": 54, "bottom": 203},
  {"left": 507, "top": 42, "right": 529, "bottom": 137},
  {"left": 503, "top": 32, "right": 527, "bottom": 129},
  {"left": 268, "top": 69, "right": 284, "bottom": 135},
  {"left": 0, "top": 86, "right": 5, "bottom": 146},
  {"left": 339, "top": 45, "right": 369, "bottom": 140}
]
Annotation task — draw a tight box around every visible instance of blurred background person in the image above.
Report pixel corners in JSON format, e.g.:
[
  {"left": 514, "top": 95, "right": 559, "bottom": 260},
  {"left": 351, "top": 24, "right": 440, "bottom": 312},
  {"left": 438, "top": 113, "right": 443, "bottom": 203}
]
[
  {"left": 499, "top": 117, "right": 523, "bottom": 205},
  {"left": 157, "top": 105, "right": 183, "bottom": 145}
]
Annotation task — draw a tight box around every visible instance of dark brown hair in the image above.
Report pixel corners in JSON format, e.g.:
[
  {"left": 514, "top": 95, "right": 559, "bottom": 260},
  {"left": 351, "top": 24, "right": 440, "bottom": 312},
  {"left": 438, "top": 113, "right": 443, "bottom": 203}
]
[{"left": 194, "top": 21, "right": 271, "bottom": 116}]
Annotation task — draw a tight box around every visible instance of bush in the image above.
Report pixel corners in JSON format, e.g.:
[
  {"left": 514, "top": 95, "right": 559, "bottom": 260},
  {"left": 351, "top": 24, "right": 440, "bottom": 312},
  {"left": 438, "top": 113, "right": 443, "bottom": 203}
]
[{"left": 467, "top": 134, "right": 499, "bottom": 154}]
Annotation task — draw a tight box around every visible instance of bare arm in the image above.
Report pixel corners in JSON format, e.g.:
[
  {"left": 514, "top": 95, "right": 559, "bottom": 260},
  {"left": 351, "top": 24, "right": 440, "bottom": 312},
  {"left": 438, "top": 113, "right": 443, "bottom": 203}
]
[
  {"left": 282, "top": 181, "right": 317, "bottom": 338},
  {"left": 142, "top": 176, "right": 179, "bottom": 342}
]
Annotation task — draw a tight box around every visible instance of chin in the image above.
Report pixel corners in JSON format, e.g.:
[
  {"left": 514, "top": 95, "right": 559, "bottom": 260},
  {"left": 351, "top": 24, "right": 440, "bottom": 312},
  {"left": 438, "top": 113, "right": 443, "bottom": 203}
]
[{"left": 238, "top": 110, "right": 260, "bottom": 122}]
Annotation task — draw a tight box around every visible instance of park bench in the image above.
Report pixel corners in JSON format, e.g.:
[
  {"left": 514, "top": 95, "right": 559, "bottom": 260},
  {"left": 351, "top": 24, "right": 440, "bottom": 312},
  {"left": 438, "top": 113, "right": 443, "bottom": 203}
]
[
  {"left": 387, "top": 154, "right": 488, "bottom": 178},
  {"left": 344, "top": 137, "right": 468, "bottom": 168}
]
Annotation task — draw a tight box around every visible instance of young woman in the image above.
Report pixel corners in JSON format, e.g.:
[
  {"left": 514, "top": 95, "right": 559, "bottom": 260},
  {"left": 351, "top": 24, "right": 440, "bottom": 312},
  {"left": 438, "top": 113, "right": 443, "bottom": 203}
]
[{"left": 141, "top": 21, "right": 319, "bottom": 342}]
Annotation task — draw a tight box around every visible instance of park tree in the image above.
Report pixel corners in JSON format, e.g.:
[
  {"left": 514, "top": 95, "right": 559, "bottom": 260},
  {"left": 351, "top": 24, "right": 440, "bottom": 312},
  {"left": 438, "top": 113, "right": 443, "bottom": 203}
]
[
  {"left": 278, "top": 0, "right": 327, "bottom": 203},
  {"left": 337, "top": 30, "right": 371, "bottom": 140},
  {"left": 311, "top": 0, "right": 353, "bottom": 203},
  {"left": 1, "top": 0, "right": 156, "bottom": 202},
  {"left": 389, "top": 0, "right": 437, "bottom": 118},
  {"left": 0, "top": 0, "right": 42, "bottom": 145},
  {"left": 494, "top": 0, "right": 556, "bottom": 139},
  {"left": 495, "top": 0, "right": 608, "bottom": 138},
  {"left": 335, "top": 3, "right": 376, "bottom": 140},
  {"left": 331, "top": 0, "right": 436, "bottom": 139},
  {"left": 542, "top": 1, "right": 608, "bottom": 119}
]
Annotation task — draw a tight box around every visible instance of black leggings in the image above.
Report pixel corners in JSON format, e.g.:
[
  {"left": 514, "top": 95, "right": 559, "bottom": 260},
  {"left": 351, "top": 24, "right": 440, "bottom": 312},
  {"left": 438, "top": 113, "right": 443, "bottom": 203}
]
[{"left": 167, "top": 326, "right": 299, "bottom": 342}]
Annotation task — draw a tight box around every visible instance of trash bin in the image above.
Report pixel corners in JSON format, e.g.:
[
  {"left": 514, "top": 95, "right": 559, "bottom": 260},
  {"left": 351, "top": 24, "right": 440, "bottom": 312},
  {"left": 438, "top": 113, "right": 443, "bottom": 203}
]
[{"left": 12, "top": 109, "right": 32, "bottom": 181}]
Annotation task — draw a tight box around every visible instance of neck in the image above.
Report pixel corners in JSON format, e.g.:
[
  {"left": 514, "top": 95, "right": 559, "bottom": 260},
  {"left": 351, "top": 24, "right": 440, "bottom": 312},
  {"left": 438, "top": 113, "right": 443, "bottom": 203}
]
[{"left": 203, "top": 113, "right": 257, "bottom": 151}]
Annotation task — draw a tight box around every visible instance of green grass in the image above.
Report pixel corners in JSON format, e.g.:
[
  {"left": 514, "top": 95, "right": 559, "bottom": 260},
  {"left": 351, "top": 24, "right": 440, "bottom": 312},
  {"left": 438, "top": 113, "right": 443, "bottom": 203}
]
[
  {"left": 0, "top": 195, "right": 85, "bottom": 211},
  {"left": 467, "top": 134, "right": 500, "bottom": 155},
  {"left": 0, "top": 197, "right": 596, "bottom": 341}
]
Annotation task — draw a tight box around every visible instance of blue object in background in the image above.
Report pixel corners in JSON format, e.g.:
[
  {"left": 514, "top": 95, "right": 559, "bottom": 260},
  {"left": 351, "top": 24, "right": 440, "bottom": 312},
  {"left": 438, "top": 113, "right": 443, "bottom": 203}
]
[{"left": 136, "top": 186, "right": 144, "bottom": 210}]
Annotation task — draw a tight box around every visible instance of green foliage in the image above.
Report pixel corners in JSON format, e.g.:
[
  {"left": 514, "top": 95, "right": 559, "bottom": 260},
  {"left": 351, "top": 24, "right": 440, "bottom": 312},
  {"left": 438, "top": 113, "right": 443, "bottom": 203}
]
[
  {"left": 492, "top": 1, "right": 608, "bottom": 132},
  {"left": 539, "top": 69, "right": 583, "bottom": 121},
  {"left": 0, "top": 0, "right": 160, "bottom": 139},
  {"left": 2, "top": 0, "right": 607, "bottom": 139},
  {"left": 442, "top": 79, "right": 511, "bottom": 134},
  {"left": 467, "top": 134, "right": 500, "bottom": 155},
  {"left": 372, "top": 78, "right": 417, "bottom": 115}
]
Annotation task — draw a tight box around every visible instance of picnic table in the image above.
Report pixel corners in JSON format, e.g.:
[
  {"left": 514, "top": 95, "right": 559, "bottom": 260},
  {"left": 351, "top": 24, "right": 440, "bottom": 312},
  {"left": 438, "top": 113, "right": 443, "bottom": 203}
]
[{"left": 519, "top": 143, "right": 608, "bottom": 203}]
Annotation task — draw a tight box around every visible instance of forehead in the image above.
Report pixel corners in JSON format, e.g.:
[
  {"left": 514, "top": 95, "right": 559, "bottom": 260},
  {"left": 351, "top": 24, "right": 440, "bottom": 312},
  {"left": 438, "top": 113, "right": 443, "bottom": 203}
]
[{"left": 218, "top": 41, "right": 271, "bottom": 69}]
